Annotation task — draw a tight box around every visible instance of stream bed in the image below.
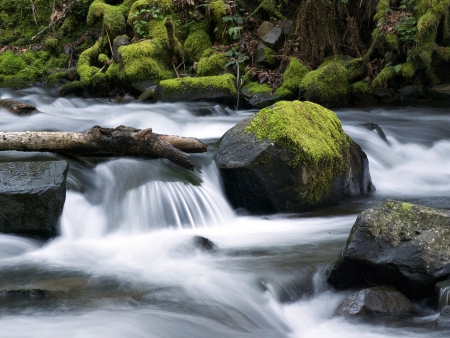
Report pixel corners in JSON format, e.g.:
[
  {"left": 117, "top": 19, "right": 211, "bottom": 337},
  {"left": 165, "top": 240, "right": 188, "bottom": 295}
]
[{"left": 0, "top": 86, "right": 449, "bottom": 337}]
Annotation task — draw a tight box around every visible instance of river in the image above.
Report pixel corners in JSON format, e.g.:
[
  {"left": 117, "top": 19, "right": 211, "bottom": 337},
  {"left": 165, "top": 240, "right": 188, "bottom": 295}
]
[{"left": 0, "top": 86, "right": 449, "bottom": 337}]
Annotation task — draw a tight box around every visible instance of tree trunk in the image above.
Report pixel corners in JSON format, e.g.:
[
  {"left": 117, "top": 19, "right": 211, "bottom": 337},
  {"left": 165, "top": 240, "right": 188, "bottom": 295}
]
[{"left": 0, "top": 125, "right": 208, "bottom": 170}]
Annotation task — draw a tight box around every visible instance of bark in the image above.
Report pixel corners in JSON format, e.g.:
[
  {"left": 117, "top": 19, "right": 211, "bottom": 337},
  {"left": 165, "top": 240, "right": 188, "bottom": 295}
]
[{"left": 0, "top": 125, "right": 208, "bottom": 170}]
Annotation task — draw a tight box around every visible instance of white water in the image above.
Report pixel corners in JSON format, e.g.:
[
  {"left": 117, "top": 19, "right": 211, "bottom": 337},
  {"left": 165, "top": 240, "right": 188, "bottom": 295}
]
[{"left": 0, "top": 88, "right": 449, "bottom": 337}]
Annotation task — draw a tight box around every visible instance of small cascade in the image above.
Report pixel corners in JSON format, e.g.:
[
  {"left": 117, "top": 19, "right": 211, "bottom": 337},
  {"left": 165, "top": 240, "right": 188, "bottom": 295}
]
[
  {"left": 438, "top": 281, "right": 450, "bottom": 310},
  {"left": 61, "top": 158, "right": 234, "bottom": 238}
]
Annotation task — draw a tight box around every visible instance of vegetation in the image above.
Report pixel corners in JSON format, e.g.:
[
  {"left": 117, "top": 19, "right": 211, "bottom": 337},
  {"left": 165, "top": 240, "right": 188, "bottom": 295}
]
[{"left": 0, "top": 0, "right": 449, "bottom": 104}]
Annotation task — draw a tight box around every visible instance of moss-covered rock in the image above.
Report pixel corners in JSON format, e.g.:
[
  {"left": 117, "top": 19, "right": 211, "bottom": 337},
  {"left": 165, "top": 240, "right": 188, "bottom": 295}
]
[
  {"left": 184, "top": 28, "right": 212, "bottom": 62},
  {"left": 300, "top": 62, "right": 350, "bottom": 106},
  {"left": 275, "top": 57, "right": 309, "bottom": 100},
  {"left": 87, "top": 0, "right": 129, "bottom": 37},
  {"left": 328, "top": 200, "right": 450, "bottom": 299},
  {"left": 241, "top": 82, "right": 277, "bottom": 108},
  {"left": 155, "top": 74, "right": 237, "bottom": 104},
  {"left": 215, "top": 100, "right": 374, "bottom": 213},
  {"left": 197, "top": 52, "right": 227, "bottom": 76}
]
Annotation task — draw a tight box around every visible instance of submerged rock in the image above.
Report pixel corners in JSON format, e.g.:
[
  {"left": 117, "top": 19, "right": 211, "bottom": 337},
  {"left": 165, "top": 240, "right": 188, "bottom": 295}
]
[
  {"left": 327, "top": 200, "right": 450, "bottom": 299},
  {"left": 0, "top": 161, "right": 68, "bottom": 239},
  {"left": 192, "top": 236, "right": 217, "bottom": 252},
  {"left": 335, "top": 286, "right": 415, "bottom": 316},
  {"left": 0, "top": 99, "right": 40, "bottom": 115},
  {"left": 437, "top": 305, "right": 450, "bottom": 327},
  {"left": 215, "top": 101, "right": 374, "bottom": 214}
]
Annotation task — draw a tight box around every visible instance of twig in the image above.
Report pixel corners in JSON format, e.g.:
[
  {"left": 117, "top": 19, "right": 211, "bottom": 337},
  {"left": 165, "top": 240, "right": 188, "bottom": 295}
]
[
  {"left": 104, "top": 26, "right": 114, "bottom": 56},
  {"left": 172, "top": 61, "right": 180, "bottom": 78}
]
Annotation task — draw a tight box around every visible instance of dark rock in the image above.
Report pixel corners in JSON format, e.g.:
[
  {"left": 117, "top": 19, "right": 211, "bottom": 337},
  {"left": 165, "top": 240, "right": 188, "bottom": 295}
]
[
  {"left": 257, "top": 21, "right": 274, "bottom": 39},
  {"left": 191, "top": 105, "right": 230, "bottom": 116},
  {"left": 138, "top": 85, "right": 157, "bottom": 102},
  {"left": 0, "top": 161, "right": 69, "bottom": 239},
  {"left": 327, "top": 200, "right": 450, "bottom": 299},
  {"left": 261, "top": 27, "right": 284, "bottom": 49},
  {"left": 132, "top": 79, "right": 156, "bottom": 93},
  {"left": 215, "top": 101, "right": 374, "bottom": 214},
  {"left": 112, "top": 35, "right": 130, "bottom": 62},
  {"left": 428, "top": 83, "right": 450, "bottom": 102},
  {"left": 437, "top": 305, "right": 450, "bottom": 327},
  {"left": 192, "top": 236, "right": 217, "bottom": 252},
  {"left": 278, "top": 21, "right": 292, "bottom": 35},
  {"left": 336, "top": 286, "right": 415, "bottom": 316},
  {"left": 241, "top": 86, "right": 278, "bottom": 109},
  {"left": 1, "top": 288, "right": 51, "bottom": 298},
  {"left": 255, "top": 43, "right": 277, "bottom": 67},
  {"left": 362, "top": 123, "right": 390, "bottom": 145},
  {"left": 0, "top": 99, "right": 40, "bottom": 115},
  {"left": 399, "top": 85, "right": 424, "bottom": 100}
]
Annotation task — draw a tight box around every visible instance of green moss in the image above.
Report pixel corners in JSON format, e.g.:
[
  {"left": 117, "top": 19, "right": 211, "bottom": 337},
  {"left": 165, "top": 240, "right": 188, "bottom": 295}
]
[
  {"left": 347, "top": 58, "right": 365, "bottom": 82},
  {"left": 184, "top": 29, "right": 212, "bottom": 62},
  {"left": 47, "top": 72, "right": 67, "bottom": 84},
  {"left": 245, "top": 100, "right": 352, "bottom": 204},
  {"left": 263, "top": 48, "right": 277, "bottom": 67},
  {"left": 260, "top": 0, "right": 286, "bottom": 20},
  {"left": 105, "top": 62, "right": 120, "bottom": 79},
  {"left": 98, "top": 53, "right": 109, "bottom": 65},
  {"left": 197, "top": 53, "right": 227, "bottom": 76},
  {"left": 159, "top": 73, "right": 237, "bottom": 96},
  {"left": 77, "top": 41, "right": 103, "bottom": 81},
  {"left": 87, "top": 0, "right": 127, "bottom": 37},
  {"left": 44, "top": 38, "right": 59, "bottom": 54},
  {"left": 374, "top": 0, "right": 390, "bottom": 23},
  {"left": 0, "top": 51, "right": 26, "bottom": 75},
  {"left": 300, "top": 62, "right": 349, "bottom": 103},
  {"left": 118, "top": 40, "right": 173, "bottom": 82},
  {"left": 401, "top": 61, "right": 416, "bottom": 79},
  {"left": 372, "top": 65, "right": 396, "bottom": 88},
  {"left": 243, "top": 82, "right": 272, "bottom": 95},
  {"left": 275, "top": 57, "right": 309, "bottom": 99},
  {"left": 210, "top": 0, "right": 228, "bottom": 42},
  {"left": 384, "top": 33, "right": 399, "bottom": 50},
  {"left": 351, "top": 80, "right": 372, "bottom": 94}
]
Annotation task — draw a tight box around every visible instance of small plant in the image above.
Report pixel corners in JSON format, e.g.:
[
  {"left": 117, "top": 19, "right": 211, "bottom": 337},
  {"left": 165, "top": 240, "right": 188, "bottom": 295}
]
[
  {"left": 222, "top": 14, "right": 243, "bottom": 40},
  {"left": 130, "top": 7, "right": 164, "bottom": 38},
  {"left": 395, "top": 15, "right": 417, "bottom": 44}
]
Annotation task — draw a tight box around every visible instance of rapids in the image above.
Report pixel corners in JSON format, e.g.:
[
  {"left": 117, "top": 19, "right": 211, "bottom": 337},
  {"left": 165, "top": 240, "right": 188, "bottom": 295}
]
[{"left": 0, "top": 86, "right": 449, "bottom": 337}]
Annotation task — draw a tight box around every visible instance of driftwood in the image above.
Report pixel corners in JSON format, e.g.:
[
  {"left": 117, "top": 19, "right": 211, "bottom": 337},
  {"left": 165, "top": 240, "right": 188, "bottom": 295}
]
[{"left": 0, "top": 125, "right": 207, "bottom": 170}]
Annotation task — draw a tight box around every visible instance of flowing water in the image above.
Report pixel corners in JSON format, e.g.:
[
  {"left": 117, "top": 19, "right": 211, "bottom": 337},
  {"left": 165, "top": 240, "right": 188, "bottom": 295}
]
[{"left": 0, "top": 86, "right": 449, "bottom": 337}]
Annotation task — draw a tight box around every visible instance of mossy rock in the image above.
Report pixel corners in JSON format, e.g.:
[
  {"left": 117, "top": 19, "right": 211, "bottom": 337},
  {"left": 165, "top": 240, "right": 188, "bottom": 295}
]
[
  {"left": 59, "top": 73, "right": 115, "bottom": 97},
  {"left": 275, "top": 57, "right": 309, "bottom": 100},
  {"left": 197, "top": 53, "right": 227, "bottom": 76},
  {"left": 241, "top": 82, "right": 278, "bottom": 108},
  {"left": 300, "top": 62, "right": 350, "bottom": 107},
  {"left": 155, "top": 74, "right": 237, "bottom": 104},
  {"left": 328, "top": 200, "right": 450, "bottom": 299},
  {"left": 184, "top": 29, "right": 212, "bottom": 62},
  {"left": 215, "top": 101, "right": 374, "bottom": 213}
]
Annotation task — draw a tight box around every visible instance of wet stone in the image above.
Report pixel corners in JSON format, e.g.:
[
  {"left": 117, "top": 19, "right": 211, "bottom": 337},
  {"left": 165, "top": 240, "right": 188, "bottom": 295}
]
[
  {"left": 0, "top": 161, "right": 69, "bottom": 239},
  {"left": 0, "top": 99, "right": 40, "bottom": 116},
  {"left": 437, "top": 305, "right": 450, "bottom": 327}
]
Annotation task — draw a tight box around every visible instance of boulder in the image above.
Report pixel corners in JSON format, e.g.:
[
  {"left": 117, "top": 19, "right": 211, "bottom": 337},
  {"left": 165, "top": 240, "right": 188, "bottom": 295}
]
[
  {"left": 300, "top": 62, "right": 350, "bottom": 107},
  {"left": 0, "top": 161, "right": 68, "bottom": 239},
  {"left": 335, "top": 286, "right": 415, "bottom": 316},
  {"left": 327, "top": 200, "right": 450, "bottom": 299},
  {"left": 215, "top": 101, "right": 374, "bottom": 214},
  {"left": 437, "top": 305, "right": 450, "bottom": 327},
  {"left": 112, "top": 35, "right": 130, "bottom": 62},
  {"left": 192, "top": 236, "right": 217, "bottom": 252},
  {"left": 0, "top": 99, "right": 40, "bottom": 115},
  {"left": 260, "top": 27, "right": 284, "bottom": 49},
  {"left": 257, "top": 21, "right": 275, "bottom": 39},
  {"left": 155, "top": 74, "right": 237, "bottom": 105}
]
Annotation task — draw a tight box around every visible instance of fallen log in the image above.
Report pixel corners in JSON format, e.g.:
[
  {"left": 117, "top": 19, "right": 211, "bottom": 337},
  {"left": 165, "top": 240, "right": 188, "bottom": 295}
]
[{"left": 0, "top": 125, "right": 208, "bottom": 170}]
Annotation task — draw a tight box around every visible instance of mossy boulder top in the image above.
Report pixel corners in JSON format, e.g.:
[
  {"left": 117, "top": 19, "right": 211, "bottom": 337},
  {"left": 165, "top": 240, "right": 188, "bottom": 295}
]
[
  {"left": 327, "top": 200, "right": 450, "bottom": 299},
  {"left": 215, "top": 100, "right": 374, "bottom": 213}
]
